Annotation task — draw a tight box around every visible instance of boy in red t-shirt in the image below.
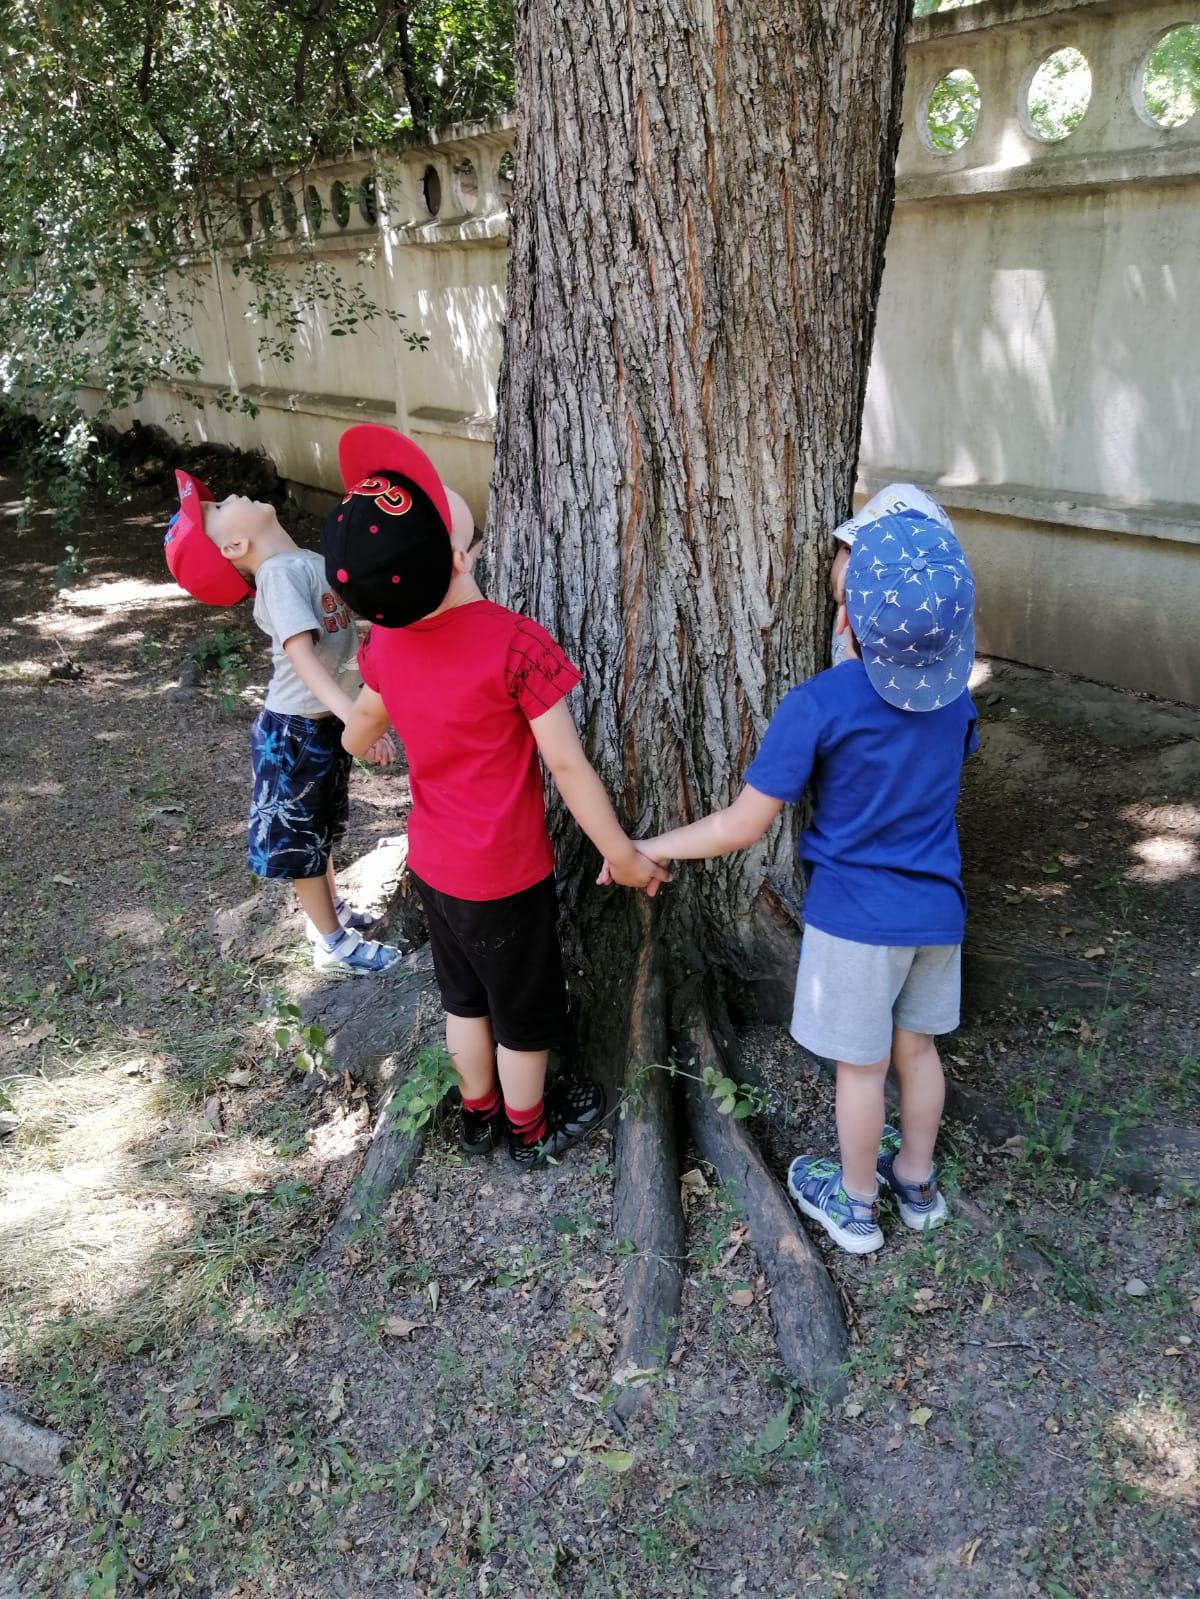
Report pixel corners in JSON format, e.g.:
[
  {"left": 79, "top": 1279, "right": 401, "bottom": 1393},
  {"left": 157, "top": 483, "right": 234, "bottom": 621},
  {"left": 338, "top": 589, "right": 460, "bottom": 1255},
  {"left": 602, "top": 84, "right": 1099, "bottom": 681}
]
[{"left": 324, "top": 425, "right": 668, "bottom": 1170}]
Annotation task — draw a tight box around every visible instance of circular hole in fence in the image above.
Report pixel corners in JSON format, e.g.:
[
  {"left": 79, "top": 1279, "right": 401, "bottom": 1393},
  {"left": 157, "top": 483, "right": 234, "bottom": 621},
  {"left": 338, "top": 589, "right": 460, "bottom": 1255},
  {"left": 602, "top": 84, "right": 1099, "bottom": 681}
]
[
  {"left": 304, "top": 185, "right": 324, "bottom": 233},
  {"left": 452, "top": 158, "right": 479, "bottom": 214},
  {"left": 497, "top": 150, "right": 515, "bottom": 207},
  {"left": 257, "top": 193, "right": 274, "bottom": 235},
  {"left": 422, "top": 164, "right": 442, "bottom": 217},
  {"left": 278, "top": 187, "right": 298, "bottom": 235},
  {"left": 1138, "top": 23, "right": 1200, "bottom": 129},
  {"left": 238, "top": 203, "right": 253, "bottom": 242},
  {"left": 330, "top": 181, "right": 351, "bottom": 229},
  {"left": 1024, "top": 46, "right": 1093, "bottom": 141},
  {"left": 358, "top": 178, "right": 378, "bottom": 225},
  {"left": 922, "top": 68, "right": 981, "bottom": 154}
]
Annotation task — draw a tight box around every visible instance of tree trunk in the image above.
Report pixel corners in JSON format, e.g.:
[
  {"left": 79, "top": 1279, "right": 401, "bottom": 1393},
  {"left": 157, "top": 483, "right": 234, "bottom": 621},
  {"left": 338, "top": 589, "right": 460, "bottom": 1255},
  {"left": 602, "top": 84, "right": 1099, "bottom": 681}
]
[
  {"left": 492, "top": 0, "right": 909, "bottom": 978},
  {"left": 489, "top": 0, "right": 911, "bottom": 1389}
]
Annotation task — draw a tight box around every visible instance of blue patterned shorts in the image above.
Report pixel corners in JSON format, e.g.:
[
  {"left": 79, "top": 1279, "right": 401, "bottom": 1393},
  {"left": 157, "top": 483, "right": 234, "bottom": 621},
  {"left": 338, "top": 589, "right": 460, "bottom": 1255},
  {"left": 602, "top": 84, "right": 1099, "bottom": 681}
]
[{"left": 248, "top": 709, "right": 351, "bottom": 880}]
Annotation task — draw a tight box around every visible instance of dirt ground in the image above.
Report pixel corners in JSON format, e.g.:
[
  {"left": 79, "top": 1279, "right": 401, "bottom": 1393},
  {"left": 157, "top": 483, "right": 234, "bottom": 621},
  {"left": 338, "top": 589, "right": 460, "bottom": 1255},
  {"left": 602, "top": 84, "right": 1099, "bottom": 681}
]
[{"left": 1, "top": 467, "right": 1197, "bottom": 1599}]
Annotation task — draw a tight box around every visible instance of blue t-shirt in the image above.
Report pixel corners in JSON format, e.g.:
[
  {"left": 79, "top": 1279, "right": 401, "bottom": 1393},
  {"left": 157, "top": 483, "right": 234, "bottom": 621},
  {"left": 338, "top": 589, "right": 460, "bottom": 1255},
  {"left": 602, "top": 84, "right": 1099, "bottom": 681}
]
[{"left": 744, "top": 661, "right": 978, "bottom": 947}]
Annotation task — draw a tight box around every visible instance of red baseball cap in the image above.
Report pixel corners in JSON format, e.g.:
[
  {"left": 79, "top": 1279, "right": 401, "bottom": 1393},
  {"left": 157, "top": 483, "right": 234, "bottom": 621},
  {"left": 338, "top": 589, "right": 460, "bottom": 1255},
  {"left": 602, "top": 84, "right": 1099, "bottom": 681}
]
[
  {"left": 163, "top": 470, "right": 253, "bottom": 606},
  {"left": 337, "top": 425, "right": 452, "bottom": 535}
]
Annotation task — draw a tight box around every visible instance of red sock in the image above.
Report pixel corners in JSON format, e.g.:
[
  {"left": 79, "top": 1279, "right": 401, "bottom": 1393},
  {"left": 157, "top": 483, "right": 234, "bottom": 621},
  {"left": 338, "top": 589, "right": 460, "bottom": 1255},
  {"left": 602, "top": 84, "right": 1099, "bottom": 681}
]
[
  {"left": 462, "top": 1084, "right": 502, "bottom": 1119},
  {"left": 506, "top": 1097, "right": 548, "bottom": 1145}
]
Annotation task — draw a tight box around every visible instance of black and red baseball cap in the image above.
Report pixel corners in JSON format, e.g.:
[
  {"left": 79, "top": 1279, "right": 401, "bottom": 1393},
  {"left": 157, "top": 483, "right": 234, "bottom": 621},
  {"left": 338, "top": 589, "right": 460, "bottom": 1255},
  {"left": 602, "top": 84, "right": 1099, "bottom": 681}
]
[
  {"left": 322, "top": 426, "right": 455, "bottom": 628},
  {"left": 163, "top": 470, "right": 253, "bottom": 606}
]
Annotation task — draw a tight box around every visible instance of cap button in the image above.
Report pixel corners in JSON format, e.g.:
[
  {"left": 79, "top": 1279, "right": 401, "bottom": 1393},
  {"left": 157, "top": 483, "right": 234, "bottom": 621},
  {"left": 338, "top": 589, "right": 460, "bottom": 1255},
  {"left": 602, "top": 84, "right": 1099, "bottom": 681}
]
[{"left": 909, "top": 555, "right": 927, "bottom": 572}]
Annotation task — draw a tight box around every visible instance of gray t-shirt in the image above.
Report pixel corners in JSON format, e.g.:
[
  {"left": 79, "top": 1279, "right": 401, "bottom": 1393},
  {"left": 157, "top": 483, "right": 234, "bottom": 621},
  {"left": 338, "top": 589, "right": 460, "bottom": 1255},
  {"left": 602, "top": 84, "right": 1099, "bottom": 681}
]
[{"left": 252, "top": 550, "right": 359, "bottom": 717}]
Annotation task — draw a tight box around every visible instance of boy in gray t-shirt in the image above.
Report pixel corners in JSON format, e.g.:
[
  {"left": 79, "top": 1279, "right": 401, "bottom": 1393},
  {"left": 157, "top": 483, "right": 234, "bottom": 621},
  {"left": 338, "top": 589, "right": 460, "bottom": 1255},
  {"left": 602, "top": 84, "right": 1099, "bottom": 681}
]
[{"left": 164, "top": 471, "right": 402, "bottom": 977}]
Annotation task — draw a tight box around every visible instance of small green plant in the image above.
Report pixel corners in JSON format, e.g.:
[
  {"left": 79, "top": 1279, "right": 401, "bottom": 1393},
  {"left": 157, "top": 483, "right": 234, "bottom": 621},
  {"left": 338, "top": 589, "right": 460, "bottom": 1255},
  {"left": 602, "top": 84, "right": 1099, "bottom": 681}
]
[
  {"left": 135, "top": 634, "right": 162, "bottom": 667},
  {"left": 54, "top": 542, "right": 86, "bottom": 591},
  {"left": 273, "top": 999, "right": 327, "bottom": 1076},
  {"left": 387, "top": 1044, "right": 460, "bottom": 1134},
  {"left": 62, "top": 954, "right": 103, "bottom": 999},
  {"left": 192, "top": 629, "right": 254, "bottom": 708}
]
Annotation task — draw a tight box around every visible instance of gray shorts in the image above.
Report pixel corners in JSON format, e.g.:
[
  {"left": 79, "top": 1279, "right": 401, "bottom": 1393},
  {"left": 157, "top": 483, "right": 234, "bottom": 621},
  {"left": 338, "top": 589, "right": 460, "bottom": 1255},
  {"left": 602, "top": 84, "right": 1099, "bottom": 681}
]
[{"left": 790, "top": 926, "right": 961, "bottom": 1067}]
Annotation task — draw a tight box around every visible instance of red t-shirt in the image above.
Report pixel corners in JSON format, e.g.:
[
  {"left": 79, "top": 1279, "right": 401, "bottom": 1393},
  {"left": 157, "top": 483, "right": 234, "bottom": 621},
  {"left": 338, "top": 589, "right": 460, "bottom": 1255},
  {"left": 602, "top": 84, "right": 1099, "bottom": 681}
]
[{"left": 358, "top": 599, "right": 581, "bottom": 900}]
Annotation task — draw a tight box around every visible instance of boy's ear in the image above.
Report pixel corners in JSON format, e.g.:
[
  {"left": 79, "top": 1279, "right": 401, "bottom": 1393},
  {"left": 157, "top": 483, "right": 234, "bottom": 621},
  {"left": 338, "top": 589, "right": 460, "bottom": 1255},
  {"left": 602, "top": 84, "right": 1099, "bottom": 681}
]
[{"left": 450, "top": 546, "right": 472, "bottom": 575}]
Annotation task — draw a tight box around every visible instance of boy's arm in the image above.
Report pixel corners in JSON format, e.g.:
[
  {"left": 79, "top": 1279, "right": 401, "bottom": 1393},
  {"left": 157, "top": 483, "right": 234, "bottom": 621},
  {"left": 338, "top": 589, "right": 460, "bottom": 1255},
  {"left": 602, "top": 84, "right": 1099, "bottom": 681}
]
[
  {"left": 529, "top": 700, "right": 670, "bottom": 895},
  {"left": 283, "top": 631, "right": 358, "bottom": 723},
  {"left": 341, "top": 685, "right": 393, "bottom": 757},
  {"left": 636, "top": 784, "right": 783, "bottom": 865}
]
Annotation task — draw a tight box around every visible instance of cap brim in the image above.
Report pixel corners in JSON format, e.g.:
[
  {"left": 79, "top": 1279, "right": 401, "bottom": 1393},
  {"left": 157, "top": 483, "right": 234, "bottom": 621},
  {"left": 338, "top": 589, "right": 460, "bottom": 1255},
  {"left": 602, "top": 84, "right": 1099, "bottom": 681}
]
[
  {"left": 860, "top": 614, "right": 975, "bottom": 713},
  {"left": 338, "top": 426, "right": 452, "bottom": 538}
]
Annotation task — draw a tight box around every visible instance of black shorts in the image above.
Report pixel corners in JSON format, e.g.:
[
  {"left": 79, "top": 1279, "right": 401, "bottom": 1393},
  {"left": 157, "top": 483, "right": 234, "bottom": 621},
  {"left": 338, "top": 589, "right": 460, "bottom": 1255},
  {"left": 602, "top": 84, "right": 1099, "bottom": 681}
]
[
  {"left": 247, "top": 709, "right": 351, "bottom": 880},
  {"left": 411, "top": 871, "right": 568, "bottom": 1053}
]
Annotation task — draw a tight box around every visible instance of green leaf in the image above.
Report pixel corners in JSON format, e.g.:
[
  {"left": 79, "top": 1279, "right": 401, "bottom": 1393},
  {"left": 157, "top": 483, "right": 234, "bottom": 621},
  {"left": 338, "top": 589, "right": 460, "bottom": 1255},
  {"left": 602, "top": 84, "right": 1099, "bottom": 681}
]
[
  {"left": 717, "top": 1096, "right": 737, "bottom": 1115},
  {"left": 753, "top": 1397, "right": 794, "bottom": 1456},
  {"left": 598, "top": 1450, "right": 635, "bottom": 1473},
  {"left": 732, "top": 1101, "right": 755, "bottom": 1120},
  {"left": 295, "top": 1050, "right": 314, "bottom": 1073}
]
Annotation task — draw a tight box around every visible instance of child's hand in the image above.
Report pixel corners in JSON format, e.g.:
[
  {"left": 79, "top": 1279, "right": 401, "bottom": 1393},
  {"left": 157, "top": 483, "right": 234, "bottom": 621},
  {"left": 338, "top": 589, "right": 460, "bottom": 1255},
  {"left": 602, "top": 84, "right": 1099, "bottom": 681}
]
[
  {"left": 596, "top": 845, "right": 672, "bottom": 897},
  {"left": 364, "top": 732, "right": 397, "bottom": 766}
]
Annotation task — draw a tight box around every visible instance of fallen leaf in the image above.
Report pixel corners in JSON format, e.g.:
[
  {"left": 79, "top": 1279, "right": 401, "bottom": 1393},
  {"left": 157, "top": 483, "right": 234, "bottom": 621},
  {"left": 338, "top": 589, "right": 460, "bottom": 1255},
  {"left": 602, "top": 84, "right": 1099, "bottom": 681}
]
[
  {"left": 325, "top": 1375, "right": 347, "bottom": 1423},
  {"left": 1083, "top": 946, "right": 1106, "bottom": 960},
  {"left": 427, "top": 1280, "right": 440, "bottom": 1315},
  {"left": 728, "top": 1288, "right": 755, "bottom": 1308},
  {"left": 599, "top": 1450, "right": 635, "bottom": 1473},
  {"left": 1125, "top": 1278, "right": 1149, "bottom": 1298},
  {"left": 680, "top": 1168, "right": 708, "bottom": 1195},
  {"left": 1045, "top": 1416, "right": 1061, "bottom": 1434},
  {"left": 0, "top": 1112, "right": 19, "bottom": 1137},
  {"left": 884, "top": 1433, "right": 903, "bottom": 1452},
  {"left": 913, "top": 1287, "right": 935, "bottom": 1303},
  {"left": 961, "top": 1536, "right": 983, "bottom": 1567},
  {"left": 909, "top": 1406, "right": 933, "bottom": 1428},
  {"left": 842, "top": 1401, "right": 864, "bottom": 1419},
  {"left": 753, "top": 1398, "right": 794, "bottom": 1456},
  {"left": 223, "top": 1069, "right": 253, "bottom": 1089},
  {"left": 383, "top": 1317, "right": 428, "bottom": 1340},
  {"left": 51, "top": 873, "right": 78, "bottom": 887}
]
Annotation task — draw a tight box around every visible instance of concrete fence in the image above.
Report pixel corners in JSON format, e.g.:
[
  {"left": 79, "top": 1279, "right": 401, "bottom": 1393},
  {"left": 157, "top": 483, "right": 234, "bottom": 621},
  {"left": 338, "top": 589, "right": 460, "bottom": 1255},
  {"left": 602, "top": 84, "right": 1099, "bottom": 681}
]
[{"left": 102, "top": 0, "right": 1200, "bottom": 704}]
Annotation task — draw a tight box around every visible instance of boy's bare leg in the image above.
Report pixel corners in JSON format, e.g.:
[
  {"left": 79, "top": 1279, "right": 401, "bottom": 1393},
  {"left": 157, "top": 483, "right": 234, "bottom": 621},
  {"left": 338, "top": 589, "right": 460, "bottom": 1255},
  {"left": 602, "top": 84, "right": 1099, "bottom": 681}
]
[
  {"left": 836, "top": 1055, "right": 890, "bottom": 1199},
  {"left": 495, "top": 1045, "right": 549, "bottom": 1114},
  {"left": 889, "top": 1028, "right": 945, "bottom": 1184},
  {"left": 294, "top": 874, "right": 340, "bottom": 936},
  {"left": 445, "top": 1013, "right": 498, "bottom": 1101}
]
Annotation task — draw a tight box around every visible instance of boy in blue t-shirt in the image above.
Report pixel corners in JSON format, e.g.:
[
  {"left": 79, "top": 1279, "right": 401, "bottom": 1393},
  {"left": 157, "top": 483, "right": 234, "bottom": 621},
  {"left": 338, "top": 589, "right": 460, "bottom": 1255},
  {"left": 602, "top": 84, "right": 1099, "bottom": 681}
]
[{"left": 635, "top": 502, "right": 977, "bottom": 1255}]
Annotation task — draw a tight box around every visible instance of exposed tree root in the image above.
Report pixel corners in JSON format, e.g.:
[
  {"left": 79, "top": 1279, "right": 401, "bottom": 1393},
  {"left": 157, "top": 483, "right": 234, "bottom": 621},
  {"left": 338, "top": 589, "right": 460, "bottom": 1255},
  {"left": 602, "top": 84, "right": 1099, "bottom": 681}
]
[
  {"left": 0, "top": 1391, "right": 67, "bottom": 1477},
  {"left": 680, "top": 998, "right": 850, "bottom": 1399},
  {"left": 609, "top": 909, "right": 685, "bottom": 1416},
  {"left": 303, "top": 946, "right": 437, "bottom": 1092},
  {"left": 311, "top": 947, "right": 440, "bottom": 1267}
]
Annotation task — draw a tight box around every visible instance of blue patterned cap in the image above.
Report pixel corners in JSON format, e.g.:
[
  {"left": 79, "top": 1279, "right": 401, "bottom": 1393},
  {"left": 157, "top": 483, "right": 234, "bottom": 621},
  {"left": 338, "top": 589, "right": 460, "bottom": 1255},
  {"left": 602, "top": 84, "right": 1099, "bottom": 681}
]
[{"left": 845, "top": 510, "right": 975, "bottom": 713}]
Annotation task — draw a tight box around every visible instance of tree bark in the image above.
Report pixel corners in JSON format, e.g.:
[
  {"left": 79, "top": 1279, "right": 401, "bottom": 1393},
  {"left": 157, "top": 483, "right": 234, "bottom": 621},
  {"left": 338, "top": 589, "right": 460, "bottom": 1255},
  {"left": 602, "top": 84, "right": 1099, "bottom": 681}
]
[{"left": 491, "top": 0, "right": 910, "bottom": 977}]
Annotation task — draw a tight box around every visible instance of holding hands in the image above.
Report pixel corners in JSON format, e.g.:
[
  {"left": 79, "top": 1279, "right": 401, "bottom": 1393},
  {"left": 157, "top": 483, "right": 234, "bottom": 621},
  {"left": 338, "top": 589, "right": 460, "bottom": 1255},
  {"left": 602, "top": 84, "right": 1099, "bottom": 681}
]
[{"left": 596, "top": 839, "right": 672, "bottom": 897}]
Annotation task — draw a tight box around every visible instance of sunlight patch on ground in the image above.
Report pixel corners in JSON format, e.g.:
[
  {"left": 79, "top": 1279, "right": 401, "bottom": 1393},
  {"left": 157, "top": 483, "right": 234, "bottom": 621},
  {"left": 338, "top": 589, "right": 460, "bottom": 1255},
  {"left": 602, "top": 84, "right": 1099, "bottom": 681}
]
[
  {"left": 58, "top": 578, "right": 189, "bottom": 611},
  {"left": 1112, "top": 1401, "right": 1200, "bottom": 1506},
  {"left": 968, "top": 659, "right": 993, "bottom": 691},
  {"left": 1126, "top": 835, "right": 1197, "bottom": 884}
]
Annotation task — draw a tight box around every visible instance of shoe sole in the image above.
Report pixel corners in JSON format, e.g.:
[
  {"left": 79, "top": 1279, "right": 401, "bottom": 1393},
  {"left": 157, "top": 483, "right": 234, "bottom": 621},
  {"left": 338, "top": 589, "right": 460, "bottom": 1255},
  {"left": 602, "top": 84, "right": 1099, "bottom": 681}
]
[
  {"left": 312, "top": 958, "right": 400, "bottom": 979},
  {"left": 893, "top": 1194, "right": 949, "bottom": 1231},
  {"left": 788, "top": 1174, "right": 884, "bottom": 1255}
]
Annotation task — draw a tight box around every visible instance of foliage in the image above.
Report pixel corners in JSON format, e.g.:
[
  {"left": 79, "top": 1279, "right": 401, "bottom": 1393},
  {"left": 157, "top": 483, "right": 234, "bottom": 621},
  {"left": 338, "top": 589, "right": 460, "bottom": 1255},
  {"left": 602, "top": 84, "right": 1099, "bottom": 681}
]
[
  {"left": 387, "top": 1044, "right": 461, "bottom": 1134},
  {"left": 0, "top": 1, "right": 513, "bottom": 514},
  {"left": 924, "top": 68, "right": 981, "bottom": 153},
  {"left": 1026, "top": 47, "right": 1091, "bottom": 143},
  {"left": 1141, "top": 24, "right": 1200, "bottom": 129}
]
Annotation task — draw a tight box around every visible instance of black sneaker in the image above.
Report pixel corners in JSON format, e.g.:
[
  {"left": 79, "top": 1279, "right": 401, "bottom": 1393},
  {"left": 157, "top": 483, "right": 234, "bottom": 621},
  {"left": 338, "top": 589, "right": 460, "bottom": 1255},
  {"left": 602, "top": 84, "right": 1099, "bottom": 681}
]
[
  {"left": 458, "top": 1103, "right": 504, "bottom": 1156},
  {"left": 508, "top": 1078, "right": 606, "bottom": 1172}
]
